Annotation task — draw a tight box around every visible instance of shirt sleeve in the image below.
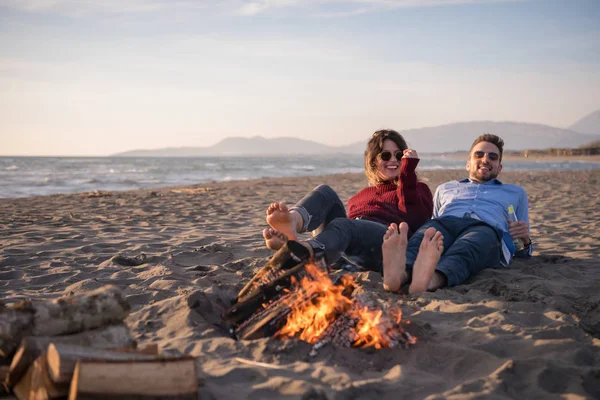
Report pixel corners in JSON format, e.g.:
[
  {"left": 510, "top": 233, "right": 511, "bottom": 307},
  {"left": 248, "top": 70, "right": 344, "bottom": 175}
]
[
  {"left": 397, "top": 158, "right": 434, "bottom": 232},
  {"left": 432, "top": 185, "right": 442, "bottom": 219}
]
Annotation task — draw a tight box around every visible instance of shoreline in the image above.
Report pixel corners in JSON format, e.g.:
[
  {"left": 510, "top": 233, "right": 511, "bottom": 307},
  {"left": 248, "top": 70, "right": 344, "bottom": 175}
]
[
  {"left": 3, "top": 163, "right": 600, "bottom": 200},
  {"left": 1, "top": 170, "right": 599, "bottom": 399}
]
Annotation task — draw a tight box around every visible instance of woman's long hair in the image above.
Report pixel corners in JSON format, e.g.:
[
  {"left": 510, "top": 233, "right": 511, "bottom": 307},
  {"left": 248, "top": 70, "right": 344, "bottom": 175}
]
[{"left": 364, "top": 129, "right": 409, "bottom": 186}]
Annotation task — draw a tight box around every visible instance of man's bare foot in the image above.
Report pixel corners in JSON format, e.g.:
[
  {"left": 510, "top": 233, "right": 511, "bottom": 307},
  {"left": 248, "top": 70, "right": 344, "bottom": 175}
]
[
  {"left": 382, "top": 222, "right": 409, "bottom": 293},
  {"left": 266, "top": 202, "right": 302, "bottom": 241},
  {"left": 262, "top": 228, "right": 288, "bottom": 250},
  {"left": 408, "top": 227, "right": 444, "bottom": 294}
]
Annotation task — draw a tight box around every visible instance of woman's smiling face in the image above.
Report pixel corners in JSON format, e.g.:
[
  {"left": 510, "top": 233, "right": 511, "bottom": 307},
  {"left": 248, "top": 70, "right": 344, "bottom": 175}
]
[{"left": 376, "top": 139, "right": 402, "bottom": 182}]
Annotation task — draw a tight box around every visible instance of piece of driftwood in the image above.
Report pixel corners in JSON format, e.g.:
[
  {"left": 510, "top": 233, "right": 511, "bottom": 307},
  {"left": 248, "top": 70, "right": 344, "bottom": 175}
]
[
  {"left": 0, "top": 286, "right": 130, "bottom": 357},
  {"left": 0, "top": 308, "right": 34, "bottom": 358},
  {"left": 29, "top": 354, "right": 69, "bottom": 400},
  {"left": 0, "top": 365, "right": 8, "bottom": 394},
  {"left": 5, "top": 323, "right": 134, "bottom": 389},
  {"left": 47, "top": 343, "right": 157, "bottom": 384},
  {"left": 68, "top": 358, "right": 198, "bottom": 400},
  {"left": 112, "top": 343, "right": 159, "bottom": 356},
  {"left": 12, "top": 362, "right": 33, "bottom": 400}
]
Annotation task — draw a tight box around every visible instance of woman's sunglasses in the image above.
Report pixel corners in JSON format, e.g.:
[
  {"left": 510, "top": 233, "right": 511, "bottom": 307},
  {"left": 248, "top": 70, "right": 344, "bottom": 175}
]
[
  {"left": 473, "top": 151, "right": 500, "bottom": 161},
  {"left": 379, "top": 151, "right": 403, "bottom": 162}
]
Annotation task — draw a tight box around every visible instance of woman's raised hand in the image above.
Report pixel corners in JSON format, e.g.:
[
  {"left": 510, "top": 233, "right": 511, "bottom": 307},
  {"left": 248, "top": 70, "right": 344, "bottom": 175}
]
[{"left": 402, "top": 149, "right": 418, "bottom": 159}]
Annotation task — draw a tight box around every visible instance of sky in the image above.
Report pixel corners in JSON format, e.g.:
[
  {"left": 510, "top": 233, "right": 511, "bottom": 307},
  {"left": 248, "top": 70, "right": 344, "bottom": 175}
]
[{"left": 1, "top": 0, "right": 599, "bottom": 156}]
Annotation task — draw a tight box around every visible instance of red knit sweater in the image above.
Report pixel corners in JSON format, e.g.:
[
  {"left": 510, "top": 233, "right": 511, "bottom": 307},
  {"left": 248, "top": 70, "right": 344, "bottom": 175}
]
[{"left": 347, "top": 157, "right": 433, "bottom": 236}]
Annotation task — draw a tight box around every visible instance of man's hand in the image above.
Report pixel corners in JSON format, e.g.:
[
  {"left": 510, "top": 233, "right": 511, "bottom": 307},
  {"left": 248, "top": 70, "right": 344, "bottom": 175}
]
[{"left": 508, "top": 220, "right": 530, "bottom": 244}]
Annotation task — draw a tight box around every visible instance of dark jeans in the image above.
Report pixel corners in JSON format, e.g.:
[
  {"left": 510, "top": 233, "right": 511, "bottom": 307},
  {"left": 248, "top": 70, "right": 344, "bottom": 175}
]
[
  {"left": 290, "top": 185, "right": 387, "bottom": 272},
  {"left": 405, "top": 216, "right": 503, "bottom": 287}
]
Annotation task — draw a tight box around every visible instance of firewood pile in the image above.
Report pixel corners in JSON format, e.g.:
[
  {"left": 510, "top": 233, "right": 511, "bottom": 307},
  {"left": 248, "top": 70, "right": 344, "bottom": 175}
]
[
  {"left": 0, "top": 285, "right": 198, "bottom": 400},
  {"left": 224, "top": 243, "right": 417, "bottom": 353}
]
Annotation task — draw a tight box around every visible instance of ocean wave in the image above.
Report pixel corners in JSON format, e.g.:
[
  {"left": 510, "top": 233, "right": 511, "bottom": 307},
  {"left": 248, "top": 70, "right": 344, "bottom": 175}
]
[
  {"left": 1, "top": 155, "right": 599, "bottom": 198},
  {"left": 290, "top": 164, "right": 316, "bottom": 171}
]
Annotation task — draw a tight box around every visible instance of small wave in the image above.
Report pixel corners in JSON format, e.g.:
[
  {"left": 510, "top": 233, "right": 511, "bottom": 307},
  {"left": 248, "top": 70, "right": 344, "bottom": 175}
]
[
  {"left": 290, "top": 164, "right": 316, "bottom": 171},
  {"left": 75, "top": 178, "right": 100, "bottom": 184},
  {"left": 5, "top": 165, "right": 18, "bottom": 170}
]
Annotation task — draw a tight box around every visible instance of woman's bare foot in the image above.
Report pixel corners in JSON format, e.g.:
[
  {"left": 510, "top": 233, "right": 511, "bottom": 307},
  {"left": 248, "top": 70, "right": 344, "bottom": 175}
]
[
  {"left": 266, "top": 202, "right": 302, "bottom": 241},
  {"left": 382, "top": 222, "right": 409, "bottom": 293},
  {"left": 408, "top": 227, "right": 444, "bottom": 294},
  {"left": 262, "top": 228, "right": 288, "bottom": 250}
]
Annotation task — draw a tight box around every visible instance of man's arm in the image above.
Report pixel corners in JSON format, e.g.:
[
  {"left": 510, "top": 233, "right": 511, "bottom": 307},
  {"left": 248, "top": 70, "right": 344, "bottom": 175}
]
[
  {"left": 509, "top": 188, "right": 532, "bottom": 257},
  {"left": 432, "top": 185, "right": 443, "bottom": 219}
]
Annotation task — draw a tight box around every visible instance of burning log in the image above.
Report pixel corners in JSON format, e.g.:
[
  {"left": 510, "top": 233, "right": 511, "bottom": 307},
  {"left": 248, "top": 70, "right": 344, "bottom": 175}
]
[
  {"left": 236, "top": 241, "right": 312, "bottom": 302},
  {"left": 229, "top": 261, "right": 356, "bottom": 341},
  {"left": 225, "top": 243, "right": 417, "bottom": 352},
  {"left": 308, "top": 291, "right": 417, "bottom": 356},
  {"left": 234, "top": 287, "right": 321, "bottom": 340},
  {"left": 224, "top": 241, "right": 327, "bottom": 330}
]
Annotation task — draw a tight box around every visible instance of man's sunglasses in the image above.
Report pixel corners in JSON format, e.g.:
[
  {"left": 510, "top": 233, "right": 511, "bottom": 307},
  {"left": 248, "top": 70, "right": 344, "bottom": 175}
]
[
  {"left": 473, "top": 151, "right": 500, "bottom": 161},
  {"left": 380, "top": 151, "right": 403, "bottom": 162}
]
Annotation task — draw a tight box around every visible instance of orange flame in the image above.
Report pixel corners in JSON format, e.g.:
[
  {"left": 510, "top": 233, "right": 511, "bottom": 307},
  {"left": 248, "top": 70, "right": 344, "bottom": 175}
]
[
  {"left": 275, "top": 264, "right": 413, "bottom": 349},
  {"left": 276, "top": 263, "right": 354, "bottom": 343}
]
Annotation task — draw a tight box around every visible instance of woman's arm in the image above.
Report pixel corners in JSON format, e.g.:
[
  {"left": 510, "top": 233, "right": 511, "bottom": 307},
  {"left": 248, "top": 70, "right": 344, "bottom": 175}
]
[{"left": 397, "top": 153, "right": 434, "bottom": 233}]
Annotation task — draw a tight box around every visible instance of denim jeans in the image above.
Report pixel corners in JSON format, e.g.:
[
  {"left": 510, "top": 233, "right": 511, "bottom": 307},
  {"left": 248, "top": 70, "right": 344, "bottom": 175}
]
[
  {"left": 405, "top": 216, "right": 503, "bottom": 287},
  {"left": 290, "top": 185, "right": 388, "bottom": 272}
]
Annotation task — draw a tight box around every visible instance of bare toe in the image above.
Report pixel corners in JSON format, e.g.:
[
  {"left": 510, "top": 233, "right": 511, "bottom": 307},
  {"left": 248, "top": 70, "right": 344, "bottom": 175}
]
[
  {"left": 384, "top": 223, "right": 398, "bottom": 241},
  {"left": 263, "top": 228, "right": 287, "bottom": 251}
]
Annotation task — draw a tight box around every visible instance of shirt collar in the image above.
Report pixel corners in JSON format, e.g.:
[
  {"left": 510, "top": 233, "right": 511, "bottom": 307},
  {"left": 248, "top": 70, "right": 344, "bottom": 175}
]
[{"left": 459, "top": 178, "right": 503, "bottom": 185}]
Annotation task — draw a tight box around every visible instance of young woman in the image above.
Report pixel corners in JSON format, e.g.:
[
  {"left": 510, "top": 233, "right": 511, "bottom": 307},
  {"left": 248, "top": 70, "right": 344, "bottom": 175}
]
[{"left": 262, "top": 129, "right": 433, "bottom": 290}]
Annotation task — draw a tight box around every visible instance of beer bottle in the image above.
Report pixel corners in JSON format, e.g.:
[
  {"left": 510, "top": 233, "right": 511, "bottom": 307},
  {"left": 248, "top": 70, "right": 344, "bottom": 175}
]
[{"left": 507, "top": 205, "right": 525, "bottom": 252}]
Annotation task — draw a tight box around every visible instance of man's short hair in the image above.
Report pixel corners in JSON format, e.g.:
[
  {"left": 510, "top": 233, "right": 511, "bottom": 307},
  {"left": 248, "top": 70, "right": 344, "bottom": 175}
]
[{"left": 470, "top": 134, "right": 505, "bottom": 161}]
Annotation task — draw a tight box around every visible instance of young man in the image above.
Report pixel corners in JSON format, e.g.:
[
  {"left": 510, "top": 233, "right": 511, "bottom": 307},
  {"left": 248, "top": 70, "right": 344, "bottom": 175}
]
[{"left": 382, "top": 134, "right": 532, "bottom": 294}]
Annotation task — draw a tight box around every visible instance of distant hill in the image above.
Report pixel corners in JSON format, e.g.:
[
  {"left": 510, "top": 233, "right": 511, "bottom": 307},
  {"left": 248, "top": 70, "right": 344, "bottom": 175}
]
[
  {"left": 208, "top": 136, "right": 335, "bottom": 155},
  {"left": 113, "top": 120, "right": 600, "bottom": 157},
  {"left": 569, "top": 110, "right": 600, "bottom": 135},
  {"left": 341, "top": 121, "right": 600, "bottom": 154}
]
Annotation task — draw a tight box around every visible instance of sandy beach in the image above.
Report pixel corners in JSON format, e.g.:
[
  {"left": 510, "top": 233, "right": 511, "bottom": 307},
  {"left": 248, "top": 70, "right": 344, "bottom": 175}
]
[{"left": 1, "top": 169, "right": 599, "bottom": 399}]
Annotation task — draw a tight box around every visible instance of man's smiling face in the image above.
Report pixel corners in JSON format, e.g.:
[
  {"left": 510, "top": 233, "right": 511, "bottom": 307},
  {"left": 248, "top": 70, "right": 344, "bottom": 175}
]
[{"left": 466, "top": 141, "right": 503, "bottom": 183}]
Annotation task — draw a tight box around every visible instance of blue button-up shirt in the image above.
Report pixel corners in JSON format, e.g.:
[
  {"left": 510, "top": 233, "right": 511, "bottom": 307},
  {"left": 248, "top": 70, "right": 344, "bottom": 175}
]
[{"left": 433, "top": 178, "right": 532, "bottom": 264}]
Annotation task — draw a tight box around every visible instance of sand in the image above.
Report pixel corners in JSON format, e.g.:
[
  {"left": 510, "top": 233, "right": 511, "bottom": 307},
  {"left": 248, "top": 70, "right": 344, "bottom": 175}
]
[{"left": 1, "top": 170, "right": 599, "bottom": 399}]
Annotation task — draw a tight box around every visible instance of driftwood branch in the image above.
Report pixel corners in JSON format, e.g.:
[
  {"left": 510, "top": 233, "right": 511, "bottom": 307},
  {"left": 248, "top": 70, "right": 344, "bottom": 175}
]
[
  {"left": 0, "top": 285, "right": 130, "bottom": 357},
  {"left": 6, "top": 323, "right": 134, "bottom": 389},
  {"left": 68, "top": 358, "right": 198, "bottom": 400},
  {"left": 47, "top": 343, "right": 157, "bottom": 384}
]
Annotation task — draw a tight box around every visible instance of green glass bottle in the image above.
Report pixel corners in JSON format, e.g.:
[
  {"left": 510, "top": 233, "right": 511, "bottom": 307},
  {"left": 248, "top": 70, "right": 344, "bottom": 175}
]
[{"left": 507, "top": 204, "right": 525, "bottom": 252}]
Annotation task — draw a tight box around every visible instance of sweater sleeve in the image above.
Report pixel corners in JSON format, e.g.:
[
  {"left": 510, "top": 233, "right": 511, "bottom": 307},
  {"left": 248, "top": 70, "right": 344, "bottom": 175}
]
[{"left": 397, "top": 158, "right": 434, "bottom": 232}]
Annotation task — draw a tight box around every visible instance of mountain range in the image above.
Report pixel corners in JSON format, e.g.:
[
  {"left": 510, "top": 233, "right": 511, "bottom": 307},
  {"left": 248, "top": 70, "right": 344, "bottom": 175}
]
[{"left": 113, "top": 110, "right": 600, "bottom": 157}]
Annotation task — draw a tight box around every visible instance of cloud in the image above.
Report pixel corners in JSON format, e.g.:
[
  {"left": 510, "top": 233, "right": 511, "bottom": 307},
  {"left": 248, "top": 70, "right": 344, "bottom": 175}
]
[
  {"left": 0, "top": 0, "right": 527, "bottom": 16},
  {"left": 0, "top": 0, "right": 207, "bottom": 15},
  {"left": 236, "top": 0, "right": 526, "bottom": 16}
]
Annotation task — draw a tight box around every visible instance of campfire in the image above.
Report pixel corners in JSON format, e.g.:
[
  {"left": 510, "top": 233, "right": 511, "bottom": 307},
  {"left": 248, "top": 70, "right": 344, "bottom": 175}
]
[{"left": 224, "top": 243, "right": 416, "bottom": 354}]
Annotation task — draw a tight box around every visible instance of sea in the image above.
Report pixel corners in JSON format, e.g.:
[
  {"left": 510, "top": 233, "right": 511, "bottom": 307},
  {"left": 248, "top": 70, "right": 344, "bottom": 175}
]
[{"left": 1, "top": 155, "right": 599, "bottom": 199}]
